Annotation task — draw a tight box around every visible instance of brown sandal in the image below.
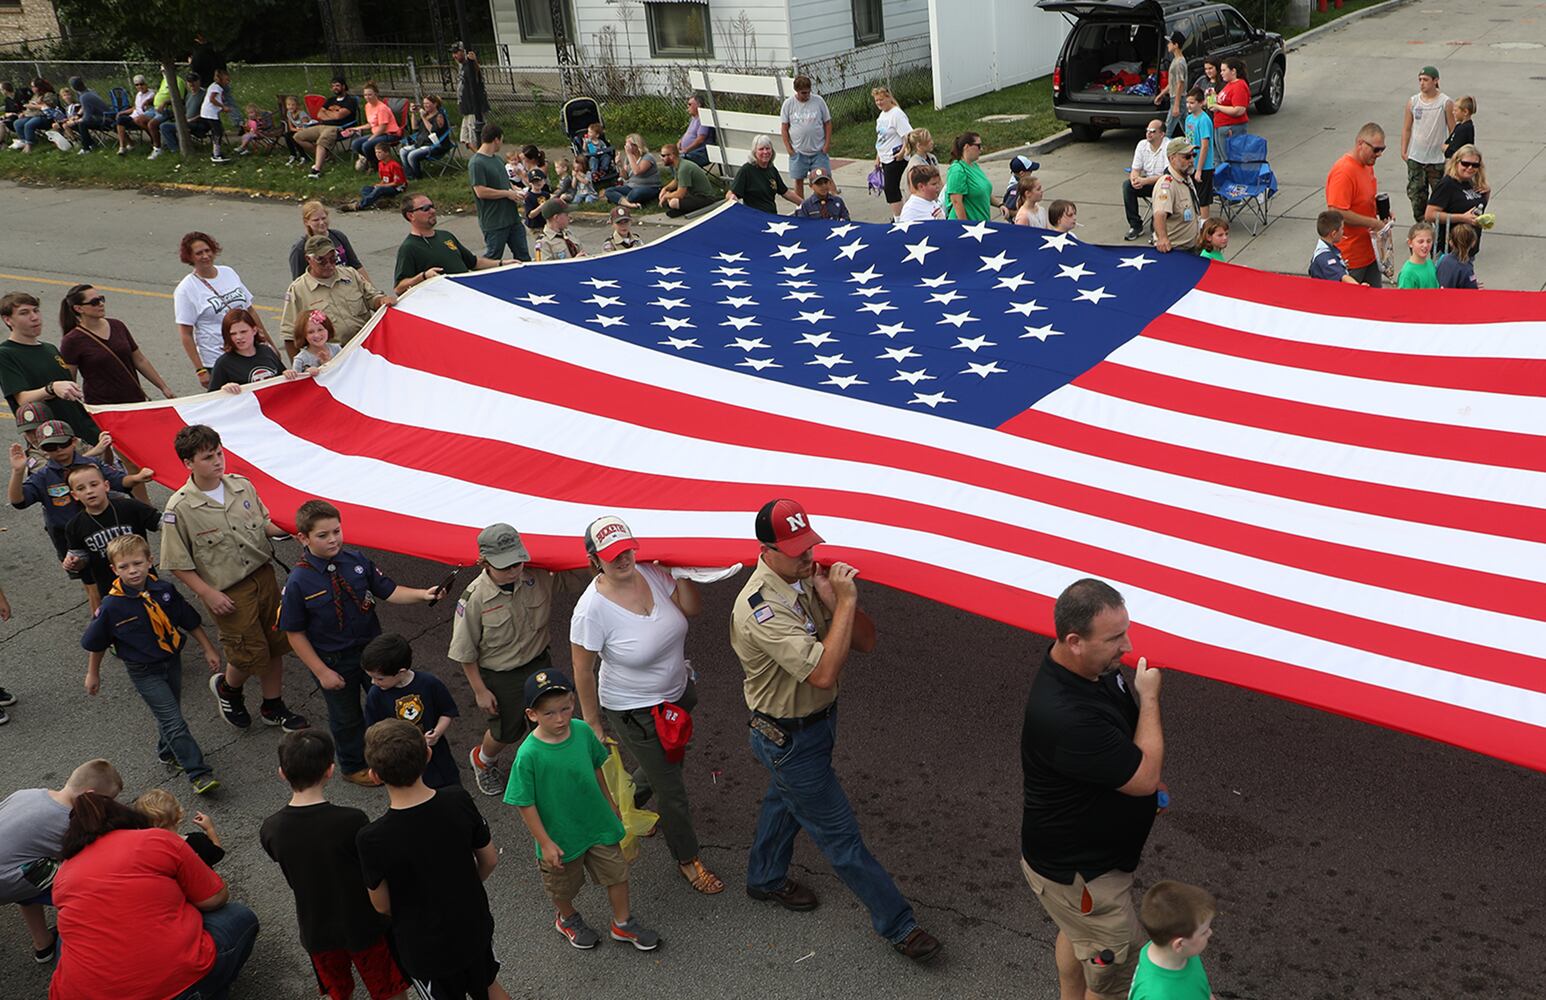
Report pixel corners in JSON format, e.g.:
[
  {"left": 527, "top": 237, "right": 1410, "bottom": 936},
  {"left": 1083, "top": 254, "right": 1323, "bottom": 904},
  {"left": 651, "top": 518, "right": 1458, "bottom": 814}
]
[{"left": 680, "top": 857, "right": 725, "bottom": 894}]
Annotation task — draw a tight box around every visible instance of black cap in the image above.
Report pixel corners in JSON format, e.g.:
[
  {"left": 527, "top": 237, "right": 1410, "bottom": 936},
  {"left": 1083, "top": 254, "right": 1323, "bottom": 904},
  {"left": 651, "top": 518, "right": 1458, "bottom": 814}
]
[
  {"left": 524, "top": 668, "right": 573, "bottom": 709},
  {"left": 1169, "top": 30, "right": 1186, "bottom": 46}
]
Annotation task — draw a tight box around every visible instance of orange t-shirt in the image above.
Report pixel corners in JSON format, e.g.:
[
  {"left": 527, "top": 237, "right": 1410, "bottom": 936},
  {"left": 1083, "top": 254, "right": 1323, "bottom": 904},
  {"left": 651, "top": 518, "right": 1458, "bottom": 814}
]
[{"left": 1325, "top": 153, "right": 1377, "bottom": 269}]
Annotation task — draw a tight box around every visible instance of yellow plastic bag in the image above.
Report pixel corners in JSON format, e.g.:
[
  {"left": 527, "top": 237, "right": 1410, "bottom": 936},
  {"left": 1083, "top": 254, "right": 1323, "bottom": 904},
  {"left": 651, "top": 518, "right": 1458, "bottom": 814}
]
[{"left": 602, "top": 744, "right": 659, "bottom": 863}]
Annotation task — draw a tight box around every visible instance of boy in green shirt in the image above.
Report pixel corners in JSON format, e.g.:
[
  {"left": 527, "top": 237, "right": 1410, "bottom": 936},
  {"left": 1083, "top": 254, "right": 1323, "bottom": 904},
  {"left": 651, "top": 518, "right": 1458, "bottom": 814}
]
[
  {"left": 1396, "top": 222, "right": 1439, "bottom": 288},
  {"left": 504, "top": 669, "right": 660, "bottom": 953},
  {"left": 1129, "top": 880, "right": 1218, "bottom": 1000}
]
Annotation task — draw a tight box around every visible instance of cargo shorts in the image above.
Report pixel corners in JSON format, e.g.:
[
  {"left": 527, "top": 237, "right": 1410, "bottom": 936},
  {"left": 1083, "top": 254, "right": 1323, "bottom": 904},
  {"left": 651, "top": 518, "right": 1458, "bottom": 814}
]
[
  {"left": 212, "top": 568, "right": 290, "bottom": 675},
  {"left": 1021, "top": 859, "right": 1147, "bottom": 1000}
]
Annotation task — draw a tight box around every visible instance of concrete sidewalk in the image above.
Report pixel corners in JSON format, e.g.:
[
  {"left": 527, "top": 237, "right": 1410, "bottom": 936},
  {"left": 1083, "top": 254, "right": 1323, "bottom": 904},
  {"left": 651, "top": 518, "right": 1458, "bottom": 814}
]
[{"left": 694, "top": 0, "right": 1544, "bottom": 291}]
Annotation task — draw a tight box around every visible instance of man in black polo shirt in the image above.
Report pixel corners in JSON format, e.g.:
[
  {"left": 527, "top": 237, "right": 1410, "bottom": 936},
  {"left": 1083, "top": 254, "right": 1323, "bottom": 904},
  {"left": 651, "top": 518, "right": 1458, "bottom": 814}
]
[{"left": 1020, "top": 577, "right": 1163, "bottom": 1000}]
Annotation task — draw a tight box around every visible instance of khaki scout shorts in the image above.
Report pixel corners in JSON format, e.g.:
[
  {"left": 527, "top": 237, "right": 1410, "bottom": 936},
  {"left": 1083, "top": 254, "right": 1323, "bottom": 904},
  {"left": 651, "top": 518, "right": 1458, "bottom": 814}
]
[
  {"left": 212, "top": 569, "right": 290, "bottom": 675},
  {"left": 539, "top": 842, "right": 628, "bottom": 906},
  {"left": 1021, "top": 859, "right": 1146, "bottom": 1000}
]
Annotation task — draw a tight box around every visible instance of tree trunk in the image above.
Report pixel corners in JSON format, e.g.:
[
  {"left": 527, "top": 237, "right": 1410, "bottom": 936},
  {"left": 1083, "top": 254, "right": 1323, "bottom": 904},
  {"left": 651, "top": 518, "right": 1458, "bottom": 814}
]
[
  {"left": 330, "top": 0, "right": 368, "bottom": 47},
  {"left": 161, "top": 54, "right": 191, "bottom": 160}
]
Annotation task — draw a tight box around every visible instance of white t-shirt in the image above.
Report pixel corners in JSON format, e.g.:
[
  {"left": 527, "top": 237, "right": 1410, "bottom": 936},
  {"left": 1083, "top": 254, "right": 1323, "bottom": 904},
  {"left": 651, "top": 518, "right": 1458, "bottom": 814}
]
[
  {"left": 874, "top": 106, "right": 912, "bottom": 160},
  {"left": 570, "top": 563, "right": 690, "bottom": 711},
  {"left": 1016, "top": 204, "right": 1050, "bottom": 229},
  {"left": 133, "top": 89, "right": 155, "bottom": 115},
  {"left": 200, "top": 83, "right": 225, "bottom": 121},
  {"left": 199, "top": 482, "right": 226, "bottom": 505},
  {"left": 899, "top": 194, "right": 944, "bottom": 222},
  {"left": 173, "top": 265, "right": 254, "bottom": 366}
]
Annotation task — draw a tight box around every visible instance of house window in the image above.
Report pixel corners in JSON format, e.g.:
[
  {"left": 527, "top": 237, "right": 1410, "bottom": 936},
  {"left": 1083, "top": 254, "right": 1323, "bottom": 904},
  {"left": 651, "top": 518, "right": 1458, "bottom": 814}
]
[
  {"left": 516, "top": 0, "right": 576, "bottom": 43},
  {"left": 647, "top": 2, "right": 713, "bottom": 57},
  {"left": 853, "top": 0, "right": 884, "bottom": 46}
]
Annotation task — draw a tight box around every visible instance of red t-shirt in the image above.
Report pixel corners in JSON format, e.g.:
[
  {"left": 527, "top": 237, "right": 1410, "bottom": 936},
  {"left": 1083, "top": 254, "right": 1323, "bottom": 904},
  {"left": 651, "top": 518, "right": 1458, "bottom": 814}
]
[
  {"left": 50, "top": 828, "right": 224, "bottom": 1000},
  {"left": 1325, "top": 152, "right": 1378, "bottom": 269},
  {"left": 378, "top": 159, "right": 406, "bottom": 187},
  {"left": 1213, "top": 79, "right": 1250, "bottom": 126}
]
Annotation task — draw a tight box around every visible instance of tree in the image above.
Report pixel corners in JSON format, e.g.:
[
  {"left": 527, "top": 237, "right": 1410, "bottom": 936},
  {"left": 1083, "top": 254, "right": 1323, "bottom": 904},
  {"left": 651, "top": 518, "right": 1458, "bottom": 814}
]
[{"left": 52, "top": 0, "right": 280, "bottom": 157}]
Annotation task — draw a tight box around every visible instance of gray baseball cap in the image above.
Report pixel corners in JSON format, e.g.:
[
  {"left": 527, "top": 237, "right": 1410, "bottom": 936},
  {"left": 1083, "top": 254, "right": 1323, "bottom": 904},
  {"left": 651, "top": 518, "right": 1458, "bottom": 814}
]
[{"left": 477, "top": 523, "right": 530, "bottom": 568}]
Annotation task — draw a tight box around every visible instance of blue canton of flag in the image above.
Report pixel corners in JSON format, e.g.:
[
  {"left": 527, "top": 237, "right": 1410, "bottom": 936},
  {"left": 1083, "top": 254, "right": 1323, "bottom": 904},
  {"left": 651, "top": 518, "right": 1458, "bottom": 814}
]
[{"left": 454, "top": 206, "right": 1205, "bottom": 428}]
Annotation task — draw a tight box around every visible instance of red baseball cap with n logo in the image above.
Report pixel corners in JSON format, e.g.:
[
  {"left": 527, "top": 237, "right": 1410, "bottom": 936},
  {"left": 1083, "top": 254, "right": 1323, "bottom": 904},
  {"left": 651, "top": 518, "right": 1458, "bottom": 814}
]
[{"left": 755, "top": 498, "right": 824, "bottom": 556}]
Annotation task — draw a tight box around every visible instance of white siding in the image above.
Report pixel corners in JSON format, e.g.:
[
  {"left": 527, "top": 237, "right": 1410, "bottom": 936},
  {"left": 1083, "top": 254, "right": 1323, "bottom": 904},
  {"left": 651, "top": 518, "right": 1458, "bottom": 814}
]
[
  {"left": 488, "top": 0, "right": 795, "bottom": 67},
  {"left": 788, "top": 0, "right": 927, "bottom": 62},
  {"left": 927, "top": 0, "right": 1069, "bottom": 107}
]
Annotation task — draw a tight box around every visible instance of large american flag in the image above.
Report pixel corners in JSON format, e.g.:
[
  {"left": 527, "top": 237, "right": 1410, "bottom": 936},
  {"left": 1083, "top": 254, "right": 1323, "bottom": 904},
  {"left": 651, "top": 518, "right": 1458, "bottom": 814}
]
[{"left": 96, "top": 205, "right": 1546, "bottom": 772}]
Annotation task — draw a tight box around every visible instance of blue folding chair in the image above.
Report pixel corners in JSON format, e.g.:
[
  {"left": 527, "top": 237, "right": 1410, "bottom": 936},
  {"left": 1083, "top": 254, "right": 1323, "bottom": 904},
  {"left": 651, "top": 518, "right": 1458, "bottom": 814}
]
[{"left": 1212, "top": 133, "right": 1277, "bottom": 235}]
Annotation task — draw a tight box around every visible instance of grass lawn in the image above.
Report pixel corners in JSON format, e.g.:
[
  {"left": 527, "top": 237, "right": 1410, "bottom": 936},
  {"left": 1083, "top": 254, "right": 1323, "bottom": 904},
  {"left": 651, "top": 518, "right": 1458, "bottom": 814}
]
[{"left": 829, "top": 75, "right": 1059, "bottom": 160}]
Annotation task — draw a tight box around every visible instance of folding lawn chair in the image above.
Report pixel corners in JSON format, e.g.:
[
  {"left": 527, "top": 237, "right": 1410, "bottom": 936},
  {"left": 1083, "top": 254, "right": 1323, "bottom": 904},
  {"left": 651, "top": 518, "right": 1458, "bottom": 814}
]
[{"left": 1212, "top": 133, "right": 1277, "bottom": 236}]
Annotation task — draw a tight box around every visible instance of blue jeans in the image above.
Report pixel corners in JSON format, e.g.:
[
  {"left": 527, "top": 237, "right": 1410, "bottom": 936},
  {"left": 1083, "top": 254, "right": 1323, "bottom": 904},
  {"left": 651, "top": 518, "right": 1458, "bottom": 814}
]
[
  {"left": 126, "top": 654, "right": 212, "bottom": 782},
  {"left": 17, "top": 115, "right": 50, "bottom": 145},
  {"left": 606, "top": 182, "right": 660, "bottom": 205},
  {"left": 169, "top": 903, "right": 260, "bottom": 1000},
  {"left": 318, "top": 647, "right": 368, "bottom": 772},
  {"left": 351, "top": 133, "right": 396, "bottom": 167},
  {"left": 746, "top": 705, "right": 917, "bottom": 943},
  {"left": 160, "top": 118, "right": 208, "bottom": 152},
  {"left": 402, "top": 140, "right": 448, "bottom": 179},
  {"left": 683, "top": 145, "right": 710, "bottom": 167},
  {"left": 482, "top": 223, "right": 531, "bottom": 262},
  {"left": 357, "top": 183, "right": 402, "bottom": 209},
  {"left": 1214, "top": 123, "right": 1246, "bottom": 161}
]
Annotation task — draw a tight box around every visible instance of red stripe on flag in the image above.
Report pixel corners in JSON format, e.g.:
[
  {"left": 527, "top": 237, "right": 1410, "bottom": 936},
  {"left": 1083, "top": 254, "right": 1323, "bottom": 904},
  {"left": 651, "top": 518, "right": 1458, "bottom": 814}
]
[
  {"left": 1197, "top": 265, "right": 1546, "bottom": 325},
  {"left": 1142, "top": 314, "right": 1546, "bottom": 396},
  {"left": 1075, "top": 362, "right": 1546, "bottom": 472}
]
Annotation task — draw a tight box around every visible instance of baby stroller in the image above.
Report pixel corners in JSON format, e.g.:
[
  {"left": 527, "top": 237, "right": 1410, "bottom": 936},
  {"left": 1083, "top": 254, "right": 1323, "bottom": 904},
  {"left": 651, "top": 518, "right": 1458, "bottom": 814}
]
[{"left": 562, "top": 97, "right": 618, "bottom": 188}]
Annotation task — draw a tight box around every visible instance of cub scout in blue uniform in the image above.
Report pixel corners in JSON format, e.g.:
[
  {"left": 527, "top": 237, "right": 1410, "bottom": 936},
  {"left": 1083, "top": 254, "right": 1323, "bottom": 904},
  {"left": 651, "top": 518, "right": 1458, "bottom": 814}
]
[
  {"left": 729, "top": 498, "right": 942, "bottom": 964},
  {"left": 279, "top": 499, "right": 446, "bottom": 787}
]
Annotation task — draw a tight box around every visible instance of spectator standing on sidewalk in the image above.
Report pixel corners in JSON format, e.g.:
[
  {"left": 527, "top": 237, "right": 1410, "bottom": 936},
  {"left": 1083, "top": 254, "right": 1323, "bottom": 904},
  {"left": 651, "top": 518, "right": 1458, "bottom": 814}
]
[
  {"left": 780, "top": 75, "right": 832, "bottom": 202},
  {"left": 871, "top": 87, "right": 913, "bottom": 219},
  {"left": 1325, "top": 122, "right": 1388, "bottom": 287},
  {"left": 1156, "top": 32, "right": 1187, "bottom": 138},
  {"left": 1021, "top": 578, "right": 1165, "bottom": 1000},
  {"left": 1211, "top": 58, "right": 1250, "bottom": 154},
  {"left": 452, "top": 42, "right": 491, "bottom": 152},
  {"left": 1399, "top": 66, "right": 1453, "bottom": 223},
  {"left": 469, "top": 123, "right": 532, "bottom": 263}
]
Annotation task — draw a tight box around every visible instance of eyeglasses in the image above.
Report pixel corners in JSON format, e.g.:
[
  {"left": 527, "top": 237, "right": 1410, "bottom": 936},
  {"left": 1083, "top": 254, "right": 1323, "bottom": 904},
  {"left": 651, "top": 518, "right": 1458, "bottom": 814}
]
[
  {"left": 410, "top": 202, "right": 435, "bottom": 213},
  {"left": 1459, "top": 160, "right": 1480, "bottom": 169},
  {"left": 966, "top": 140, "right": 982, "bottom": 147},
  {"left": 1145, "top": 128, "right": 1160, "bottom": 133},
  {"left": 81, "top": 296, "right": 105, "bottom": 306},
  {"left": 40, "top": 441, "right": 71, "bottom": 452}
]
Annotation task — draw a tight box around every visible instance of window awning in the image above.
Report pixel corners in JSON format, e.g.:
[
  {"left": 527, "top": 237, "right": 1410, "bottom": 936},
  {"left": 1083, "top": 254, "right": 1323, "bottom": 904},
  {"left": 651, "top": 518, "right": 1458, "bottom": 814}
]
[{"left": 637, "top": 0, "right": 708, "bottom": 5}]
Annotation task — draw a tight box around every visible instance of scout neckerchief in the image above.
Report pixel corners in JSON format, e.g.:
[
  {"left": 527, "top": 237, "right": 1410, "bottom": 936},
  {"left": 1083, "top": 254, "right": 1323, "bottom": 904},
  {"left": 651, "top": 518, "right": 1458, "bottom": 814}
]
[
  {"left": 110, "top": 575, "right": 182, "bottom": 654},
  {"left": 319, "top": 556, "right": 374, "bottom": 629}
]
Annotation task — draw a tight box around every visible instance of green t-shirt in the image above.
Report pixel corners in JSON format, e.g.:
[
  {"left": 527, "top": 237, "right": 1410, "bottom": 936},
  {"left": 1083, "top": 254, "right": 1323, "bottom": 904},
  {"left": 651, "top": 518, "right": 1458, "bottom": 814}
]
[
  {"left": 504, "top": 719, "right": 625, "bottom": 862},
  {"left": 394, "top": 230, "right": 480, "bottom": 286},
  {"left": 945, "top": 159, "right": 993, "bottom": 221},
  {"left": 731, "top": 161, "right": 787, "bottom": 214},
  {"left": 675, "top": 157, "right": 717, "bottom": 200},
  {"left": 467, "top": 151, "right": 521, "bottom": 232},
  {"left": 1397, "top": 257, "right": 1439, "bottom": 289},
  {"left": 0, "top": 339, "right": 98, "bottom": 443},
  {"left": 1128, "top": 945, "right": 1212, "bottom": 1000},
  {"left": 1199, "top": 248, "right": 1225, "bottom": 261}
]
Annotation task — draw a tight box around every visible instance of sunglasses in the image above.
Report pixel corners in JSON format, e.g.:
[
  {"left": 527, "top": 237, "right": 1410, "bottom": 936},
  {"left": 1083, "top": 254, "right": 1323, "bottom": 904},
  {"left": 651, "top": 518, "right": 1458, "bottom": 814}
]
[
  {"left": 40, "top": 441, "right": 72, "bottom": 451},
  {"left": 966, "top": 140, "right": 982, "bottom": 147},
  {"left": 1362, "top": 141, "right": 1387, "bottom": 153},
  {"left": 1459, "top": 160, "right": 1480, "bottom": 168},
  {"left": 410, "top": 202, "right": 435, "bottom": 212},
  {"left": 81, "top": 296, "right": 105, "bottom": 306}
]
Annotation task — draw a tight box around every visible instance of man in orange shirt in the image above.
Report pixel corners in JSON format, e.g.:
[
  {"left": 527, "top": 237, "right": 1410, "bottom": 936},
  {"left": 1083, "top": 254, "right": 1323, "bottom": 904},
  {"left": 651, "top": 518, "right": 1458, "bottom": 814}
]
[{"left": 1325, "top": 123, "right": 1388, "bottom": 287}]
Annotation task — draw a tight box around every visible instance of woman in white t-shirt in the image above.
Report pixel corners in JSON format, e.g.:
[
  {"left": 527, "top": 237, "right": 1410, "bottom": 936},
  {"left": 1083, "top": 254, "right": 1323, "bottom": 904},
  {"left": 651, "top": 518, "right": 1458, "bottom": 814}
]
[
  {"left": 899, "top": 163, "right": 945, "bottom": 223},
  {"left": 871, "top": 86, "right": 913, "bottom": 219},
  {"left": 172, "top": 231, "right": 259, "bottom": 389},
  {"left": 569, "top": 515, "right": 723, "bottom": 896}
]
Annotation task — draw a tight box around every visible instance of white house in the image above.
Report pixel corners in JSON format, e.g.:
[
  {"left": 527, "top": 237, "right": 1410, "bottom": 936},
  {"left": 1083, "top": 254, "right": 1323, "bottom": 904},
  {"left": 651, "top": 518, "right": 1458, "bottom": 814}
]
[{"left": 487, "top": 0, "right": 929, "bottom": 71}]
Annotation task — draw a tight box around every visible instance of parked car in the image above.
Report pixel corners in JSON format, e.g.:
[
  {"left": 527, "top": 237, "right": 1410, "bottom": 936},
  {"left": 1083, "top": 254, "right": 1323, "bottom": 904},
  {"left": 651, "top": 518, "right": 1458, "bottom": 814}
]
[{"left": 1037, "top": 0, "right": 1286, "bottom": 141}]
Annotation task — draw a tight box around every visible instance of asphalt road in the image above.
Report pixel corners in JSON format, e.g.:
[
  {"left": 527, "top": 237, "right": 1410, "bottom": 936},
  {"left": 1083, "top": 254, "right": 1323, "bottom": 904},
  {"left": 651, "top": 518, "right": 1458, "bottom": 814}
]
[{"left": 2, "top": 127, "right": 1544, "bottom": 1000}]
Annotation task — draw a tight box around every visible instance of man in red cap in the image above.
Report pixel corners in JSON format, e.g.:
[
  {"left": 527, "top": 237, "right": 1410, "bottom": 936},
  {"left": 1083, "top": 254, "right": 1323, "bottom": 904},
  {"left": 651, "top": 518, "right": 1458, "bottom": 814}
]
[{"left": 729, "top": 498, "right": 941, "bottom": 963}]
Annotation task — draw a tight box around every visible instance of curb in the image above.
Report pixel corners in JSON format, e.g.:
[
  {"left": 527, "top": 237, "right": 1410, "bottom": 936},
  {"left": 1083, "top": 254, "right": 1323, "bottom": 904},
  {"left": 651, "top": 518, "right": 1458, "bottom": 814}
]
[
  {"left": 1283, "top": 0, "right": 1414, "bottom": 52},
  {"left": 981, "top": 129, "right": 1074, "bottom": 164}
]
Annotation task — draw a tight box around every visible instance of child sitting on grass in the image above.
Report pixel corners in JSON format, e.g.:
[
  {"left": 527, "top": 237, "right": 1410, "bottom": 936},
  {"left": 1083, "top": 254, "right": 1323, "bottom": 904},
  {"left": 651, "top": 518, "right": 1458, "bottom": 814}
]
[
  {"left": 235, "top": 103, "right": 263, "bottom": 156},
  {"left": 134, "top": 788, "right": 225, "bottom": 867},
  {"left": 345, "top": 143, "right": 406, "bottom": 212}
]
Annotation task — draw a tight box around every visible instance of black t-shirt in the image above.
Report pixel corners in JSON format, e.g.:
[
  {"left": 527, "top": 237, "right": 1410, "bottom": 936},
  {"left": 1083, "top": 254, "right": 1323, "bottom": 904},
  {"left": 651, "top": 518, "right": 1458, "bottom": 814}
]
[
  {"left": 363, "top": 671, "right": 461, "bottom": 789},
  {"left": 1426, "top": 175, "right": 1488, "bottom": 249},
  {"left": 732, "top": 162, "right": 788, "bottom": 214},
  {"left": 1020, "top": 650, "right": 1156, "bottom": 883},
  {"left": 260, "top": 802, "right": 386, "bottom": 953},
  {"left": 64, "top": 496, "right": 162, "bottom": 593},
  {"left": 321, "top": 94, "right": 360, "bottom": 126},
  {"left": 356, "top": 786, "right": 494, "bottom": 977},
  {"left": 1443, "top": 119, "right": 1474, "bottom": 160},
  {"left": 208, "top": 344, "right": 284, "bottom": 390},
  {"left": 184, "top": 831, "right": 225, "bottom": 868}
]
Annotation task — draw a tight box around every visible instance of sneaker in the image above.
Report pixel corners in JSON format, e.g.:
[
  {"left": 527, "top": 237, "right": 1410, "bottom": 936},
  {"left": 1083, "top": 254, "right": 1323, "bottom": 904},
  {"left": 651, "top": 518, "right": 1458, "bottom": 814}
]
[
  {"left": 208, "top": 674, "right": 251, "bottom": 729},
  {"left": 33, "top": 931, "right": 57, "bottom": 964},
  {"left": 1124, "top": 226, "right": 1143, "bottom": 241},
  {"left": 260, "top": 701, "right": 310, "bottom": 732},
  {"left": 157, "top": 749, "right": 186, "bottom": 774},
  {"left": 893, "top": 927, "right": 942, "bottom": 964},
  {"left": 117, "top": 146, "right": 128, "bottom": 156},
  {"left": 555, "top": 911, "right": 600, "bottom": 949},
  {"left": 75, "top": 148, "right": 88, "bottom": 155},
  {"left": 8, "top": 140, "right": 22, "bottom": 150},
  {"left": 191, "top": 774, "right": 220, "bottom": 795},
  {"left": 0, "top": 706, "right": 8, "bottom": 725},
  {"left": 210, "top": 153, "right": 231, "bottom": 164},
  {"left": 747, "top": 879, "right": 819, "bottom": 912},
  {"left": 237, "top": 146, "right": 251, "bottom": 156},
  {"left": 0, "top": 687, "right": 16, "bottom": 706},
  {"left": 469, "top": 747, "right": 504, "bottom": 796},
  {"left": 148, "top": 146, "right": 162, "bottom": 160},
  {"left": 308, "top": 168, "right": 322, "bottom": 179},
  {"left": 355, "top": 154, "right": 367, "bottom": 171},
  {"left": 343, "top": 769, "right": 383, "bottom": 787},
  {"left": 609, "top": 917, "right": 660, "bottom": 951}
]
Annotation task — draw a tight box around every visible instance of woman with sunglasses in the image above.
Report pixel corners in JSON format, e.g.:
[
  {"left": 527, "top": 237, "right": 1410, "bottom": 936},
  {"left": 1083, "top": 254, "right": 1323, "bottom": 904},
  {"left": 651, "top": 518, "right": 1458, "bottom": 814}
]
[
  {"left": 1425, "top": 143, "right": 1490, "bottom": 254},
  {"left": 944, "top": 132, "right": 996, "bottom": 222}
]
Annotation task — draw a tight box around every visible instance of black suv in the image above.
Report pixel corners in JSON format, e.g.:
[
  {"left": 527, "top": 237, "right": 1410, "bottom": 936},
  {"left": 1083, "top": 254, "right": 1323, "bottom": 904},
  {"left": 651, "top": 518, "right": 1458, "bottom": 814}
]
[{"left": 1037, "top": 0, "right": 1286, "bottom": 140}]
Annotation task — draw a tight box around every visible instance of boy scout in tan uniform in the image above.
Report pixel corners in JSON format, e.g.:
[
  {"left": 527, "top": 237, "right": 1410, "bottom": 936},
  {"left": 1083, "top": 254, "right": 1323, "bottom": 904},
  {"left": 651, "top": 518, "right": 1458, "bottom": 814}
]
[
  {"left": 452, "top": 522, "right": 588, "bottom": 796},
  {"left": 534, "top": 198, "right": 585, "bottom": 261},
  {"left": 729, "top": 498, "right": 941, "bottom": 964},
  {"left": 160, "top": 424, "right": 307, "bottom": 732}
]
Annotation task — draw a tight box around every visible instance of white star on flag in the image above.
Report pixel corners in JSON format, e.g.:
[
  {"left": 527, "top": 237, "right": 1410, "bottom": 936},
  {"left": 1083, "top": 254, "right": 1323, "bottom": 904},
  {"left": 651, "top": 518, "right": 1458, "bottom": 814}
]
[
  {"left": 764, "top": 221, "right": 797, "bottom": 235},
  {"left": 653, "top": 280, "right": 688, "bottom": 290},
  {"left": 652, "top": 317, "right": 695, "bottom": 331},
  {"left": 891, "top": 368, "right": 936, "bottom": 384},
  {"left": 908, "top": 391, "right": 956, "bottom": 408},
  {"left": 649, "top": 266, "right": 683, "bottom": 275},
  {"left": 1021, "top": 324, "right": 1064, "bottom": 341},
  {"left": 787, "top": 290, "right": 823, "bottom": 303},
  {"left": 648, "top": 297, "right": 687, "bottom": 310},
  {"left": 582, "top": 278, "right": 621, "bottom": 289},
  {"left": 848, "top": 266, "right": 883, "bottom": 283},
  {"left": 722, "top": 315, "right": 761, "bottom": 330},
  {"left": 519, "top": 293, "right": 557, "bottom": 306},
  {"left": 902, "top": 238, "right": 938, "bottom": 265},
  {"left": 938, "top": 310, "right": 979, "bottom": 328},
  {"left": 858, "top": 301, "right": 897, "bottom": 315},
  {"left": 851, "top": 286, "right": 888, "bottom": 298},
  {"left": 1117, "top": 254, "right": 1156, "bottom": 271},
  {"left": 719, "top": 296, "right": 758, "bottom": 308},
  {"left": 977, "top": 251, "right": 1017, "bottom": 272},
  {"left": 958, "top": 220, "right": 994, "bottom": 243},
  {"left": 714, "top": 252, "right": 748, "bottom": 263},
  {"left": 869, "top": 322, "right": 912, "bottom": 339},
  {"left": 781, "top": 264, "right": 815, "bottom": 277},
  {"left": 1006, "top": 300, "right": 1048, "bottom": 316},
  {"left": 714, "top": 279, "right": 750, "bottom": 289},
  {"left": 729, "top": 337, "right": 770, "bottom": 351},
  {"left": 587, "top": 314, "right": 626, "bottom": 327},
  {"left": 952, "top": 335, "right": 997, "bottom": 352},
  {"left": 771, "top": 243, "right": 807, "bottom": 260},
  {"left": 1056, "top": 262, "right": 1095, "bottom": 281},
  {"left": 806, "top": 353, "right": 851, "bottom": 368},
  {"left": 928, "top": 290, "right": 965, "bottom": 306},
  {"left": 961, "top": 361, "right": 1008, "bottom": 378},
  {"left": 782, "top": 280, "right": 815, "bottom": 289},
  {"left": 737, "top": 357, "right": 781, "bottom": 370},
  {"left": 822, "top": 374, "right": 868, "bottom": 388},
  {"left": 835, "top": 239, "right": 870, "bottom": 261},
  {"left": 889, "top": 219, "right": 921, "bottom": 233},
  {"left": 658, "top": 337, "right": 699, "bottom": 350},
  {"left": 1040, "top": 232, "right": 1077, "bottom": 252},
  {"left": 878, "top": 345, "right": 921, "bottom": 361},
  {"left": 797, "top": 332, "right": 838, "bottom": 347},
  {"left": 1074, "top": 286, "right": 1116, "bottom": 304},
  {"left": 995, "top": 273, "right": 1033, "bottom": 291},
  {"left": 713, "top": 266, "right": 747, "bottom": 276},
  {"left": 826, "top": 223, "right": 860, "bottom": 240},
  {"left": 918, "top": 274, "right": 955, "bottom": 288},
  {"left": 796, "top": 309, "right": 833, "bottom": 324}
]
